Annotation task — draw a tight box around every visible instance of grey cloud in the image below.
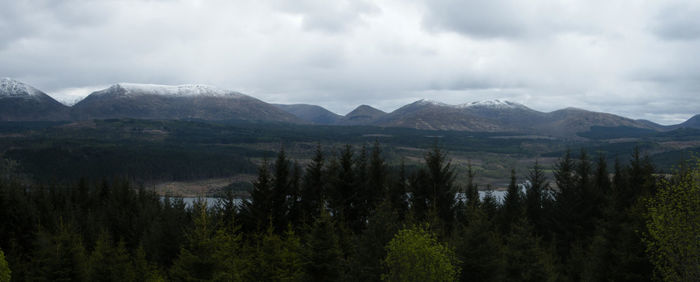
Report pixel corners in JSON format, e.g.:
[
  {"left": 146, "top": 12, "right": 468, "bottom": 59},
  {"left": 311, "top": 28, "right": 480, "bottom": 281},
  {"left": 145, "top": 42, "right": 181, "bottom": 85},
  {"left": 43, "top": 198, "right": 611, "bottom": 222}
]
[
  {"left": 0, "top": 0, "right": 698, "bottom": 126},
  {"left": 275, "top": 0, "right": 379, "bottom": 33},
  {"left": 421, "top": 0, "right": 525, "bottom": 38},
  {"left": 652, "top": 4, "right": 700, "bottom": 40}
]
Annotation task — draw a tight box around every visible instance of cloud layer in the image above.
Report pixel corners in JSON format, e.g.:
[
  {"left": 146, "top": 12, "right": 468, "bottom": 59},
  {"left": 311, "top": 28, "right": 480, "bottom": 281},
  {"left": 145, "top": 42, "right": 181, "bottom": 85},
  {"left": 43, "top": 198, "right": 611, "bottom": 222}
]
[{"left": 1, "top": 0, "right": 698, "bottom": 124}]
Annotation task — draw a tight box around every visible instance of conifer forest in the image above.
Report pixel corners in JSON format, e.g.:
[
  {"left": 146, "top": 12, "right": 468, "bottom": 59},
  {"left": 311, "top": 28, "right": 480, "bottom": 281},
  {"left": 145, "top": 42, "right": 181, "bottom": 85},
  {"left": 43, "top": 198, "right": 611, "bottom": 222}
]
[{"left": 0, "top": 141, "right": 698, "bottom": 282}]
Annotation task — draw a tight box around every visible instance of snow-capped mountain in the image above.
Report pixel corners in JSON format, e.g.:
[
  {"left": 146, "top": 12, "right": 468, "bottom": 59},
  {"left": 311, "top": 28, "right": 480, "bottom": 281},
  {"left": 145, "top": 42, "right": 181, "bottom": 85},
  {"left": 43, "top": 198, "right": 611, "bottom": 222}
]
[
  {"left": 0, "top": 78, "right": 69, "bottom": 121},
  {"left": 456, "top": 99, "right": 528, "bottom": 109},
  {"left": 71, "top": 83, "right": 300, "bottom": 122},
  {"left": 92, "top": 83, "right": 244, "bottom": 98},
  {"left": 366, "top": 98, "right": 663, "bottom": 137}
]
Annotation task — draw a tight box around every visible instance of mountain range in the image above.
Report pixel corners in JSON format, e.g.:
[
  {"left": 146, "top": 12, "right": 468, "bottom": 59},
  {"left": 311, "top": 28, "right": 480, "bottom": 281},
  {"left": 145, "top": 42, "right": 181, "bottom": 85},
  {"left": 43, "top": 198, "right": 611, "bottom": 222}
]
[{"left": 1, "top": 78, "right": 697, "bottom": 138}]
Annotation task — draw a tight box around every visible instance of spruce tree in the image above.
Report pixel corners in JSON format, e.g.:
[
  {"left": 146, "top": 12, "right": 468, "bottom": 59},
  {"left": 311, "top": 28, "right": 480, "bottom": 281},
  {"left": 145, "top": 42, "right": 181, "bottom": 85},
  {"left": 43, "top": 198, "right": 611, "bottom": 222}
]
[
  {"left": 422, "top": 144, "right": 458, "bottom": 233},
  {"left": 169, "top": 201, "right": 218, "bottom": 281},
  {"left": 305, "top": 210, "right": 343, "bottom": 281},
  {"left": 525, "top": 160, "right": 549, "bottom": 236},
  {"left": 455, "top": 210, "right": 504, "bottom": 282},
  {"left": 243, "top": 159, "right": 274, "bottom": 231},
  {"left": 301, "top": 143, "right": 325, "bottom": 225},
  {"left": 367, "top": 141, "right": 388, "bottom": 215},
  {"left": 465, "top": 162, "right": 479, "bottom": 210},
  {"left": 34, "top": 222, "right": 89, "bottom": 282},
  {"left": 387, "top": 160, "right": 409, "bottom": 220},
  {"left": 88, "top": 231, "right": 135, "bottom": 282},
  {"left": 272, "top": 148, "right": 291, "bottom": 232},
  {"left": 500, "top": 169, "right": 523, "bottom": 233},
  {"left": 503, "top": 218, "right": 559, "bottom": 282}
]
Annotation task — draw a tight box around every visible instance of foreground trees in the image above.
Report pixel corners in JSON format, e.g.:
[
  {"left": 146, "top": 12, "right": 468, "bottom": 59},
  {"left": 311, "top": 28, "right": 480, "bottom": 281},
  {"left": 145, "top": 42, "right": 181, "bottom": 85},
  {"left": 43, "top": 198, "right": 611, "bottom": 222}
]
[
  {"left": 645, "top": 159, "right": 700, "bottom": 281},
  {"left": 0, "top": 143, "right": 690, "bottom": 281},
  {"left": 383, "top": 226, "right": 459, "bottom": 282}
]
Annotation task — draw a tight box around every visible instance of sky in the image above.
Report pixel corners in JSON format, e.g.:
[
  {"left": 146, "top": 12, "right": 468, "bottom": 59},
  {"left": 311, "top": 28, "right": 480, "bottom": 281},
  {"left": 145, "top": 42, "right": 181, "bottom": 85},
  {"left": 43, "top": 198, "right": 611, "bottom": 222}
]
[{"left": 1, "top": 0, "right": 699, "bottom": 125}]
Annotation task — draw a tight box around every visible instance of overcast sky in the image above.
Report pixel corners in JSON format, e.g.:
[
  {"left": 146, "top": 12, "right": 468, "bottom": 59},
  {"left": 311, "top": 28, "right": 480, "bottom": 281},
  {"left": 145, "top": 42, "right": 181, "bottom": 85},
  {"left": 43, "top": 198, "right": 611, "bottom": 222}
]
[{"left": 1, "top": 0, "right": 699, "bottom": 124}]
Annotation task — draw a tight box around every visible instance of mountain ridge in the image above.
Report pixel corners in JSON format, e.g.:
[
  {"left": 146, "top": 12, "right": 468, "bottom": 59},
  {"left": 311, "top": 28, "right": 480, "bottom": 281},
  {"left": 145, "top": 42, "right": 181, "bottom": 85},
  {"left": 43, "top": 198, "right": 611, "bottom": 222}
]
[{"left": 1, "top": 78, "right": 696, "bottom": 137}]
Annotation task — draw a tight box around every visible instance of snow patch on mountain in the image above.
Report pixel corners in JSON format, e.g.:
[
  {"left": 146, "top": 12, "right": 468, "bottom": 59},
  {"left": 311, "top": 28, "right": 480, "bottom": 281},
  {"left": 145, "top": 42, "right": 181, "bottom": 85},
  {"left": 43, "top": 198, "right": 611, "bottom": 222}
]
[
  {"left": 0, "top": 78, "right": 43, "bottom": 98},
  {"left": 457, "top": 99, "right": 526, "bottom": 109},
  {"left": 101, "top": 83, "right": 245, "bottom": 98},
  {"left": 413, "top": 99, "right": 449, "bottom": 107}
]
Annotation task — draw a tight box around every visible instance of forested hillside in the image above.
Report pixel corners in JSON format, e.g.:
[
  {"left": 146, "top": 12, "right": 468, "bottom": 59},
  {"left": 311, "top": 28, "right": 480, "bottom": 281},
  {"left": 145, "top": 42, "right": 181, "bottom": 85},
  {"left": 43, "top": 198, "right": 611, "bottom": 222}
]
[{"left": 1, "top": 143, "right": 697, "bottom": 281}]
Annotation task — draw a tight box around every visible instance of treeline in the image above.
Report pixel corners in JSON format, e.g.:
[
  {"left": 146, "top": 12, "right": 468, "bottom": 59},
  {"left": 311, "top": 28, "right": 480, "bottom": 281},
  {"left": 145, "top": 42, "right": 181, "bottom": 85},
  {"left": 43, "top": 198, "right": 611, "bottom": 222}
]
[{"left": 0, "top": 143, "right": 698, "bottom": 281}]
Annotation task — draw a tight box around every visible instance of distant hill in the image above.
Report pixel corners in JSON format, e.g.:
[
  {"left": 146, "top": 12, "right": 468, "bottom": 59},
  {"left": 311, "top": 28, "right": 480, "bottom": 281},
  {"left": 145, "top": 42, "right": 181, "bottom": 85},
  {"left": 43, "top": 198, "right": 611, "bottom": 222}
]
[
  {"left": 0, "top": 78, "right": 69, "bottom": 121},
  {"left": 673, "top": 114, "right": 700, "bottom": 129},
  {"left": 369, "top": 99, "right": 665, "bottom": 138},
  {"left": 71, "top": 83, "right": 300, "bottom": 122},
  {"left": 273, "top": 103, "right": 342, "bottom": 125},
  {"left": 1, "top": 78, "right": 693, "bottom": 138},
  {"left": 338, "top": 105, "right": 387, "bottom": 125},
  {"left": 372, "top": 100, "right": 507, "bottom": 131}
]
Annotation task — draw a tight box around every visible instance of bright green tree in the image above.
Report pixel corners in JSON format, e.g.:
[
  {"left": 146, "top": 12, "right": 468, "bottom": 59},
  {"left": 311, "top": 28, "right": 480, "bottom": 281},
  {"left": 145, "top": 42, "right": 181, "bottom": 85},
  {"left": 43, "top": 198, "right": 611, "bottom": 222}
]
[
  {"left": 383, "top": 225, "right": 460, "bottom": 282},
  {"left": 645, "top": 159, "right": 700, "bottom": 281},
  {"left": 0, "top": 248, "right": 10, "bottom": 282}
]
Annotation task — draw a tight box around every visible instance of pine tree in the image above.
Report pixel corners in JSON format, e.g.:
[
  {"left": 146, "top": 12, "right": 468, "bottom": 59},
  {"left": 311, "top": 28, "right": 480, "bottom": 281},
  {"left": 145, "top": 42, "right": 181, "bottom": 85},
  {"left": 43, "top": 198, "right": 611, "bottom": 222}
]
[
  {"left": 348, "top": 201, "right": 401, "bottom": 281},
  {"left": 88, "top": 231, "right": 135, "bottom": 282},
  {"left": 500, "top": 169, "right": 523, "bottom": 233},
  {"left": 367, "top": 141, "right": 388, "bottom": 215},
  {"left": 503, "top": 218, "right": 559, "bottom": 282},
  {"left": 454, "top": 210, "right": 504, "bottom": 282},
  {"left": 465, "top": 162, "right": 479, "bottom": 210},
  {"left": 211, "top": 212, "right": 247, "bottom": 282},
  {"left": 272, "top": 148, "right": 292, "bottom": 232},
  {"left": 327, "top": 144, "right": 360, "bottom": 232},
  {"left": 422, "top": 144, "right": 458, "bottom": 233},
  {"left": 243, "top": 159, "right": 274, "bottom": 231},
  {"left": 169, "top": 201, "right": 218, "bottom": 281},
  {"left": 480, "top": 185, "right": 499, "bottom": 220},
  {"left": 300, "top": 143, "right": 325, "bottom": 225},
  {"left": 250, "top": 225, "right": 305, "bottom": 281},
  {"left": 305, "top": 210, "right": 343, "bottom": 281},
  {"left": 387, "top": 160, "right": 409, "bottom": 220},
  {"left": 34, "top": 222, "right": 89, "bottom": 282},
  {"left": 525, "top": 160, "right": 549, "bottom": 236}
]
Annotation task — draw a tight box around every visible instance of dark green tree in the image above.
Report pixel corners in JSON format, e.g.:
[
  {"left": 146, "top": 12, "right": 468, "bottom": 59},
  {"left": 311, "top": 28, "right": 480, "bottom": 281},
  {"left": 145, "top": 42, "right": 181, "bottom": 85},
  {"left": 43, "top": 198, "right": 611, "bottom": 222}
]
[
  {"left": 417, "top": 145, "right": 459, "bottom": 233},
  {"left": 305, "top": 210, "right": 343, "bottom": 281},
  {"left": 300, "top": 143, "right": 325, "bottom": 225},
  {"left": 88, "top": 231, "right": 135, "bottom": 282},
  {"left": 169, "top": 202, "right": 219, "bottom": 281},
  {"left": 242, "top": 159, "right": 274, "bottom": 231},
  {"left": 33, "top": 222, "right": 89, "bottom": 282},
  {"left": 272, "top": 148, "right": 292, "bottom": 232},
  {"left": 464, "top": 162, "right": 479, "bottom": 210},
  {"left": 500, "top": 169, "right": 523, "bottom": 233},
  {"left": 387, "top": 161, "right": 409, "bottom": 220},
  {"left": 503, "top": 218, "right": 559, "bottom": 282},
  {"left": 525, "top": 160, "right": 549, "bottom": 236},
  {"left": 454, "top": 210, "right": 504, "bottom": 282}
]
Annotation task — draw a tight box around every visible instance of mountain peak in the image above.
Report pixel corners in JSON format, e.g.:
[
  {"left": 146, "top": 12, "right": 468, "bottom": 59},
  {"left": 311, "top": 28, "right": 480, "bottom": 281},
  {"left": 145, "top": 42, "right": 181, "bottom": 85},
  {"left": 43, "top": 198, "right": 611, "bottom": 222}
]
[
  {"left": 0, "top": 78, "right": 43, "bottom": 98},
  {"left": 102, "top": 83, "right": 244, "bottom": 98},
  {"left": 457, "top": 99, "right": 526, "bottom": 109},
  {"left": 413, "top": 99, "right": 449, "bottom": 107},
  {"left": 347, "top": 104, "right": 386, "bottom": 116}
]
